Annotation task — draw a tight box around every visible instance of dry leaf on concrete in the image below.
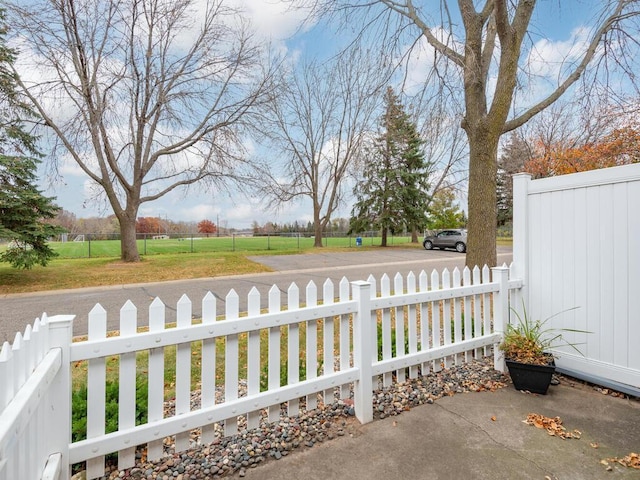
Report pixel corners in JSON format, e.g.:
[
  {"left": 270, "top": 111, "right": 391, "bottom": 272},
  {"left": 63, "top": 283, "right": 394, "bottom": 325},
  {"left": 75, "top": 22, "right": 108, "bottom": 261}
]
[
  {"left": 603, "top": 453, "right": 640, "bottom": 469},
  {"left": 523, "top": 413, "right": 581, "bottom": 439}
]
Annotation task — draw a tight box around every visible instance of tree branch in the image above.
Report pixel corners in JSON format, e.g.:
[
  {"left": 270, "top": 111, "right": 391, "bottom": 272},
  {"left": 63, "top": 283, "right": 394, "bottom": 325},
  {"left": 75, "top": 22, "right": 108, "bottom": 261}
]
[{"left": 504, "top": 1, "right": 637, "bottom": 133}]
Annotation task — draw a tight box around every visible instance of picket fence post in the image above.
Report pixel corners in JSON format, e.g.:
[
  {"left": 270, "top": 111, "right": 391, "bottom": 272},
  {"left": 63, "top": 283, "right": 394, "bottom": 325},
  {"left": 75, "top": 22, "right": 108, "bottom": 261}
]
[
  {"left": 46, "top": 315, "right": 74, "bottom": 480},
  {"left": 492, "top": 267, "right": 509, "bottom": 373},
  {"left": 351, "top": 280, "right": 373, "bottom": 424}
]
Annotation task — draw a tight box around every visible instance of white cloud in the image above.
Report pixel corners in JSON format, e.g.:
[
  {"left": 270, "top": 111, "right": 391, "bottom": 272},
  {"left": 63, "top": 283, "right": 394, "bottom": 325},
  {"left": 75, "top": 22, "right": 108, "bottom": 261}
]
[
  {"left": 511, "top": 26, "right": 601, "bottom": 109},
  {"left": 527, "top": 27, "right": 591, "bottom": 80},
  {"left": 58, "top": 153, "right": 86, "bottom": 177},
  {"left": 401, "top": 27, "right": 464, "bottom": 95},
  {"left": 172, "top": 0, "right": 311, "bottom": 59},
  {"left": 81, "top": 179, "right": 108, "bottom": 210},
  {"left": 232, "top": 0, "right": 312, "bottom": 41},
  {"left": 174, "top": 203, "right": 220, "bottom": 222}
]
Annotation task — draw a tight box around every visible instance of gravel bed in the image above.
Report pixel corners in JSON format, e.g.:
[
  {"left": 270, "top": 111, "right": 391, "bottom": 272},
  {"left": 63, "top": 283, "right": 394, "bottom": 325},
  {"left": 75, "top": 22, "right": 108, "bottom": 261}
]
[{"left": 78, "top": 357, "right": 508, "bottom": 480}]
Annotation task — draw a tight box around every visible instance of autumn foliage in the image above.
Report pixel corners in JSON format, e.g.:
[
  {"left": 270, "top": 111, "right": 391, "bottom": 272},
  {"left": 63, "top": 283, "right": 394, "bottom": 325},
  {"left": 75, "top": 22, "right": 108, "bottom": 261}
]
[
  {"left": 525, "top": 126, "right": 640, "bottom": 178},
  {"left": 197, "top": 219, "right": 217, "bottom": 236},
  {"left": 136, "top": 217, "right": 163, "bottom": 234}
]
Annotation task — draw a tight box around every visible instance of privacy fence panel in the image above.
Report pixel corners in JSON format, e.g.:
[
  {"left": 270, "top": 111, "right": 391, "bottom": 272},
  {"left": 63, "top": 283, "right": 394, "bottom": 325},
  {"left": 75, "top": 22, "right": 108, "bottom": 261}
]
[{"left": 513, "top": 164, "right": 640, "bottom": 395}]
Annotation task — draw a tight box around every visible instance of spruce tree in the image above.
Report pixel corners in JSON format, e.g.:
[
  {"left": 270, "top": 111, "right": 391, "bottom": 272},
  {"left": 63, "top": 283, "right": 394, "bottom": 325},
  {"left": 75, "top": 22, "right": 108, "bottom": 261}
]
[
  {"left": 350, "top": 87, "right": 430, "bottom": 246},
  {"left": 0, "top": 9, "right": 63, "bottom": 269}
]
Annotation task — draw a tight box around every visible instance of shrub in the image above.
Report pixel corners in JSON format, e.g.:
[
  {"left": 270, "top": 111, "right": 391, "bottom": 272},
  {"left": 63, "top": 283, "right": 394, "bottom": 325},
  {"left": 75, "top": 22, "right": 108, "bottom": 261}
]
[
  {"left": 377, "top": 322, "right": 410, "bottom": 361},
  {"left": 72, "top": 377, "right": 149, "bottom": 443}
]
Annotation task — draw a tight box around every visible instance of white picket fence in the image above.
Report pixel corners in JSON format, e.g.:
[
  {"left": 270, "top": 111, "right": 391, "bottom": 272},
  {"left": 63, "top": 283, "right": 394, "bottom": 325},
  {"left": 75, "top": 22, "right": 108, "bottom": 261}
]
[{"left": 0, "top": 265, "right": 520, "bottom": 480}]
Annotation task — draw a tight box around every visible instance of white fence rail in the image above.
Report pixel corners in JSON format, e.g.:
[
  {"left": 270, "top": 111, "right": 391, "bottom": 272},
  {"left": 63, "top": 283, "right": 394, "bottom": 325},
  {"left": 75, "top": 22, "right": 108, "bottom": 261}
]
[
  {"left": 512, "top": 163, "right": 640, "bottom": 395},
  {"left": 1, "top": 265, "right": 519, "bottom": 480},
  {"left": 0, "top": 314, "right": 73, "bottom": 480}
]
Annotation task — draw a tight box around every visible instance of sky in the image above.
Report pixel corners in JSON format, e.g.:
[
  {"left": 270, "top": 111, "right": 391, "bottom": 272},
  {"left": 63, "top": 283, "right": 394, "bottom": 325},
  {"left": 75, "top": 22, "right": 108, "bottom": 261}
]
[{"left": 27, "top": 0, "right": 623, "bottom": 230}]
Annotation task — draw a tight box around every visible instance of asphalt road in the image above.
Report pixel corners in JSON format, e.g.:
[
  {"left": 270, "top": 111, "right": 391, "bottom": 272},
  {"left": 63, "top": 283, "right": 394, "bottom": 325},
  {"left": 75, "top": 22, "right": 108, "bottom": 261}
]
[{"left": 0, "top": 247, "right": 513, "bottom": 342}]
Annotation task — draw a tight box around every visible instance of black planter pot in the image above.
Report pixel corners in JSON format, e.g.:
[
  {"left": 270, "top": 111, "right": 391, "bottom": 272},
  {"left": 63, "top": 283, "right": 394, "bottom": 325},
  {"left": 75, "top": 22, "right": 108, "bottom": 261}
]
[{"left": 505, "top": 359, "right": 556, "bottom": 395}]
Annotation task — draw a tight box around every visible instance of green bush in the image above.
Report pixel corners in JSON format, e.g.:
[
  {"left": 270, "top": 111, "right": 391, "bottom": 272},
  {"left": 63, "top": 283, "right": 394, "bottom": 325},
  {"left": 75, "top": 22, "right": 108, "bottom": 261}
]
[
  {"left": 377, "top": 322, "right": 410, "bottom": 361},
  {"left": 451, "top": 313, "right": 481, "bottom": 341},
  {"left": 72, "top": 377, "right": 149, "bottom": 443}
]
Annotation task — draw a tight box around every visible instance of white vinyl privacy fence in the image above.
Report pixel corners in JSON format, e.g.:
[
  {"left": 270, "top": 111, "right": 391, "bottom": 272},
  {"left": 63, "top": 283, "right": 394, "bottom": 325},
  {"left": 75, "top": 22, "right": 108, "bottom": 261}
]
[
  {"left": 512, "top": 163, "right": 640, "bottom": 396},
  {"left": 1, "top": 265, "right": 519, "bottom": 480}
]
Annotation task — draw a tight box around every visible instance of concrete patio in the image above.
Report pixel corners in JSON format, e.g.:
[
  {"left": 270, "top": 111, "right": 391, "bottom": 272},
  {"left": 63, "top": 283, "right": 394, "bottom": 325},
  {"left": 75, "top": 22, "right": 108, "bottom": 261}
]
[{"left": 242, "top": 378, "right": 640, "bottom": 480}]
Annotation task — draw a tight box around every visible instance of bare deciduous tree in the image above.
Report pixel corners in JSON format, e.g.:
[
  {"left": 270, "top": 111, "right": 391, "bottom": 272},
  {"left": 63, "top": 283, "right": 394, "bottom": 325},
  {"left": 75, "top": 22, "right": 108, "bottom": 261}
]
[
  {"left": 254, "top": 49, "right": 386, "bottom": 247},
  {"left": 409, "top": 88, "right": 468, "bottom": 225},
  {"left": 7, "top": 0, "right": 276, "bottom": 261},
  {"left": 297, "top": 0, "right": 640, "bottom": 267}
]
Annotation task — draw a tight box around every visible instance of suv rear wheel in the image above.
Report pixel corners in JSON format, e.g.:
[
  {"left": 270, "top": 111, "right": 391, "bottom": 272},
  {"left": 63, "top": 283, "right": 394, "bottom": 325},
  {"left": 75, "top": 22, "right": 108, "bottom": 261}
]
[{"left": 455, "top": 242, "right": 466, "bottom": 253}]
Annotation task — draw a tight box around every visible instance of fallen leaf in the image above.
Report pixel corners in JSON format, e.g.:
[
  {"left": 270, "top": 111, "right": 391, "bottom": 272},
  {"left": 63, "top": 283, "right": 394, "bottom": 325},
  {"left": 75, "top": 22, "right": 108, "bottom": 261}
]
[
  {"left": 392, "top": 420, "right": 397, "bottom": 427},
  {"left": 602, "top": 452, "right": 640, "bottom": 469},
  {"left": 523, "top": 413, "right": 581, "bottom": 440},
  {"left": 491, "top": 415, "right": 497, "bottom": 422},
  {"left": 591, "top": 443, "right": 599, "bottom": 449}
]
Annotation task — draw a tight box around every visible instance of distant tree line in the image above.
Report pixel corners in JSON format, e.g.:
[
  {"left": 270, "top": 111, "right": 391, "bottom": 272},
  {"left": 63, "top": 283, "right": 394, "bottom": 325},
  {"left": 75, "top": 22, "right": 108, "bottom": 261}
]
[
  {"left": 44, "top": 212, "right": 358, "bottom": 238},
  {"left": 45, "top": 211, "right": 203, "bottom": 239},
  {"left": 251, "top": 218, "right": 350, "bottom": 236}
]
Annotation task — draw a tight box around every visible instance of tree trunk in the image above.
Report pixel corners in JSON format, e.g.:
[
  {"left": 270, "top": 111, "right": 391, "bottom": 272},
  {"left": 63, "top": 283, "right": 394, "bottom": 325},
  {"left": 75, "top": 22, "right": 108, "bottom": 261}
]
[
  {"left": 381, "top": 228, "right": 388, "bottom": 247},
  {"left": 313, "top": 209, "right": 324, "bottom": 247},
  {"left": 118, "top": 212, "right": 141, "bottom": 262},
  {"left": 411, "top": 229, "right": 419, "bottom": 243},
  {"left": 313, "top": 224, "right": 324, "bottom": 247},
  {"left": 465, "top": 133, "right": 499, "bottom": 269}
]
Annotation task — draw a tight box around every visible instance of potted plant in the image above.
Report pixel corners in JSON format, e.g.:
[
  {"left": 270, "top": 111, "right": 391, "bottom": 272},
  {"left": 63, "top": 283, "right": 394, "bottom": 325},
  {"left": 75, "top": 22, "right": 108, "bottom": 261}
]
[{"left": 499, "top": 304, "right": 584, "bottom": 394}]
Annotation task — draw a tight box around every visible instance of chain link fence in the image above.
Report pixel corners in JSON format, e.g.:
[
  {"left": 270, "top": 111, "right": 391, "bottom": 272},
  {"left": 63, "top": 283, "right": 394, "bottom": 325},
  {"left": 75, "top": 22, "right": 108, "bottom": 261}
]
[{"left": 46, "top": 231, "right": 415, "bottom": 258}]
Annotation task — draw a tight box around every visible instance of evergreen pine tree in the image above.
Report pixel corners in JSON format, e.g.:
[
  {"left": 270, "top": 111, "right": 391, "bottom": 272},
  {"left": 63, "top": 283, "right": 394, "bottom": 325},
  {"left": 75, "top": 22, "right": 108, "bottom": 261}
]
[
  {"left": 0, "top": 9, "right": 63, "bottom": 269},
  {"left": 350, "top": 87, "right": 430, "bottom": 246}
]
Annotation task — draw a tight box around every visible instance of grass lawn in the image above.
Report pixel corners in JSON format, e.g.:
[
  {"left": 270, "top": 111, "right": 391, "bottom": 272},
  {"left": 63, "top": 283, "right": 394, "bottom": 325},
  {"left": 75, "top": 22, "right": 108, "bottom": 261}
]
[
  {"left": 0, "top": 252, "right": 274, "bottom": 294},
  {"left": 0, "top": 237, "right": 512, "bottom": 295},
  {"left": 0, "top": 244, "right": 420, "bottom": 294},
  {"left": 45, "top": 234, "right": 413, "bottom": 258}
]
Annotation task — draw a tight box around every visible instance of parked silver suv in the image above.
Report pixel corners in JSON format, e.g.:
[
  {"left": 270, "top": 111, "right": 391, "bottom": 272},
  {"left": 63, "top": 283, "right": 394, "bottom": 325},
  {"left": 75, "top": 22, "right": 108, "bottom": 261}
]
[{"left": 423, "top": 229, "right": 467, "bottom": 253}]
